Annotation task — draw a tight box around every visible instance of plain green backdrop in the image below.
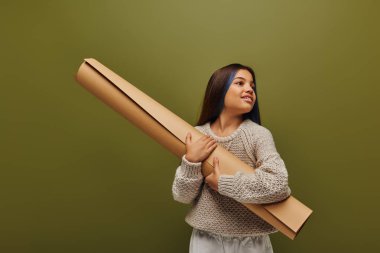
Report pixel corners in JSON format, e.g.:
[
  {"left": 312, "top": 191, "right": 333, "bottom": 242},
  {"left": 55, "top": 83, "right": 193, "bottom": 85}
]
[{"left": 1, "top": 0, "right": 379, "bottom": 252}]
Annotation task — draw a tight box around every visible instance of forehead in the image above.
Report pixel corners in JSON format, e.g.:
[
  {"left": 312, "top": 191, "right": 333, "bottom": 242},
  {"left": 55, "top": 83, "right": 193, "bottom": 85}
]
[{"left": 234, "top": 69, "right": 253, "bottom": 82}]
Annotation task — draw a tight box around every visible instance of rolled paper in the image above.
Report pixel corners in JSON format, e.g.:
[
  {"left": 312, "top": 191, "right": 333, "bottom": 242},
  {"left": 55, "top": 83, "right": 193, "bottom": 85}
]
[{"left": 75, "top": 58, "right": 312, "bottom": 240}]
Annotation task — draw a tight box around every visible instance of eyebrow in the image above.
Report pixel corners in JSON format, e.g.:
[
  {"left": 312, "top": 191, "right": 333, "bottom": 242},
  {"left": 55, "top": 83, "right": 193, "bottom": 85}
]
[{"left": 234, "top": 77, "right": 255, "bottom": 84}]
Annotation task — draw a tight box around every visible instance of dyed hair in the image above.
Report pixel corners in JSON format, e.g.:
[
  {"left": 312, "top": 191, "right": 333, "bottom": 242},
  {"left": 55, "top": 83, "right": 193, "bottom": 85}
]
[{"left": 196, "top": 63, "right": 261, "bottom": 126}]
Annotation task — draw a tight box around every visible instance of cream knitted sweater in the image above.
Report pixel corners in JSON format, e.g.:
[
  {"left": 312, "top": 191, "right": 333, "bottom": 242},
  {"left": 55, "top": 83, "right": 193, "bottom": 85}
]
[{"left": 171, "top": 118, "right": 291, "bottom": 237}]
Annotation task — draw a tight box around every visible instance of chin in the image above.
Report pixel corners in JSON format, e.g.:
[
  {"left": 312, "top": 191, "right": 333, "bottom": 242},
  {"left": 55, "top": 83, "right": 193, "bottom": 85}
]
[{"left": 237, "top": 107, "right": 253, "bottom": 115}]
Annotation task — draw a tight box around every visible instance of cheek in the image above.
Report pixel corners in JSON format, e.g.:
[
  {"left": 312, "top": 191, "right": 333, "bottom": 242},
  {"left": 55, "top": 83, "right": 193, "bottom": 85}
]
[
  {"left": 224, "top": 92, "right": 238, "bottom": 106},
  {"left": 224, "top": 96, "right": 243, "bottom": 109},
  {"left": 225, "top": 87, "right": 240, "bottom": 100},
  {"left": 223, "top": 95, "right": 231, "bottom": 107}
]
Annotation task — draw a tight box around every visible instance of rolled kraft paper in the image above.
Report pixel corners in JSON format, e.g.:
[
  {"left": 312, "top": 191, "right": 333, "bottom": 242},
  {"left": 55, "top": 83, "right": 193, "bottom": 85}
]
[{"left": 75, "top": 58, "right": 312, "bottom": 240}]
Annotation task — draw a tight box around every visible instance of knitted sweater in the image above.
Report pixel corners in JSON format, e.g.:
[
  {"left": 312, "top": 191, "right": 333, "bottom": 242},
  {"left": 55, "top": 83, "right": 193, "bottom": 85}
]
[{"left": 171, "top": 118, "right": 291, "bottom": 237}]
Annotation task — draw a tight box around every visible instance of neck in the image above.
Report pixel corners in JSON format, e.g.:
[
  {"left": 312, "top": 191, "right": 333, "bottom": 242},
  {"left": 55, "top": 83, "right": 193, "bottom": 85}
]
[{"left": 212, "top": 110, "right": 243, "bottom": 132}]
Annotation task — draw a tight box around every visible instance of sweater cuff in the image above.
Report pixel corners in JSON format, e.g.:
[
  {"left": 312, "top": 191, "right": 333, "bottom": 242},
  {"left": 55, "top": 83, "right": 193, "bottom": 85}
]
[
  {"left": 218, "top": 175, "right": 235, "bottom": 197},
  {"left": 180, "top": 155, "right": 203, "bottom": 177}
]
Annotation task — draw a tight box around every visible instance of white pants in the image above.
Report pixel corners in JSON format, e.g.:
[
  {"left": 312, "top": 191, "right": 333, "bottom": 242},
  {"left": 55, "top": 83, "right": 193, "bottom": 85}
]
[{"left": 189, "top": 228, "right": 274, "bottom": 253}]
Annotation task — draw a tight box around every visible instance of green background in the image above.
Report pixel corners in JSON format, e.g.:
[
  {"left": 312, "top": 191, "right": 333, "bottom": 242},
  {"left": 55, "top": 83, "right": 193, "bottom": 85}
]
[{"left": 1, "top": 0, "right": 379, "bottom": 252}]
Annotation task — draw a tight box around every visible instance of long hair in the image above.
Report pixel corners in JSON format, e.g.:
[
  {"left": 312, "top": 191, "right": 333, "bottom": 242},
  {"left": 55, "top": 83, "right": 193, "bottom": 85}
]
[{"left": 196, "top": 63, "right": 261, "bottom": 126}]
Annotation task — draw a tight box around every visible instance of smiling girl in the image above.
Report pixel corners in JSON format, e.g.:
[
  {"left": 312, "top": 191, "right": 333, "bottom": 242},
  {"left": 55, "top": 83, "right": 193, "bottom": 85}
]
[{"left": 172, "top": 63, "right": 291, "bottom": 253}]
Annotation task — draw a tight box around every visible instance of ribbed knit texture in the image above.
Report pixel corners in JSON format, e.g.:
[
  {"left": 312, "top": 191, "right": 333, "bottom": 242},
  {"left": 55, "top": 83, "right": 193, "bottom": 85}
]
[{"left": 172, "top": 119, "right": 291, "bottom": 237}]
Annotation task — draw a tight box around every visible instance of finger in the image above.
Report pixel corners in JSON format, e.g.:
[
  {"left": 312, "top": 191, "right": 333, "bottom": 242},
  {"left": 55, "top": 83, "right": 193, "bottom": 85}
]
[
  {"left": 185, "top": 132, "right": 190, "bottom": 144},
  {"left": 207, "top": 135, "right": 213, "bottom": 141},
  {"left": 213, "top": 157, "right": 220, "bottom": 174},
  {"left": 200, "top": 135, "right": 208, "bottom": 141},
  {"left": 205, "top": 139, "right": 216, "bottom": 148},
  {"left": 207, "top": 142, "right": 218, "bottom": 152},
  {"left": 189, "top": 132, "right": 192, "bottom": 142},
  {"left": 213, "top": 157, "right": 219, "bottom": 170},
  {"left": 201, "top": 135, "right": 212, "bottom": 142}
]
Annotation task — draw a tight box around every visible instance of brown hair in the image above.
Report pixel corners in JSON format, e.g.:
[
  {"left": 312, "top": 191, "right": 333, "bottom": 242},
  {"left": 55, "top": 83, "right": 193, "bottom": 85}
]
[{"left": 196, "top": 63, "right": 261, "bottom": 126}]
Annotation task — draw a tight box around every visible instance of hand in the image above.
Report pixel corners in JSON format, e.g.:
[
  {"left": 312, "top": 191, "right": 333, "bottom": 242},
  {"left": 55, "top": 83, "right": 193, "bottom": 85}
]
[
  {"left": 185, "top": 132, "right": 217, "bottom": 163},
  {"left": 205, "top": 157, "right": 221, "bottom": 192}
]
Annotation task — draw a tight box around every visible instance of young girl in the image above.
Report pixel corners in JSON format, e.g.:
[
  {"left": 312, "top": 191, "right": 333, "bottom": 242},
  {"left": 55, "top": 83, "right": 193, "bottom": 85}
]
[{"left": 172, "top": 63, "right": 291, "bottom": 253}]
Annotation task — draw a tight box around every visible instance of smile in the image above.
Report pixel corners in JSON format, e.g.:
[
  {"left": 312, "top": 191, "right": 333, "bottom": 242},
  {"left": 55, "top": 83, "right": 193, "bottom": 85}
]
[{"left": 241, "top": 97, "right": 253, "bottom": 103}]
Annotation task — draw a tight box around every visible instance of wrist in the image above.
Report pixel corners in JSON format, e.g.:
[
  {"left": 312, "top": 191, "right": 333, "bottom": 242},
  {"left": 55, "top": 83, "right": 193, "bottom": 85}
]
[
  {"left": 181, "top": 155, "right": 203, "bottom": 178},
  {"left": 185, "top": 154, "right": 199, "bottom": 163}
]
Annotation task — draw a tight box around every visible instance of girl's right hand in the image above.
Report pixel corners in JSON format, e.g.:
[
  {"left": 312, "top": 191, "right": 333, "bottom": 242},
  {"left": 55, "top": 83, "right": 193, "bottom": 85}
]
[{"left": 185, "top": 132, "right": 217, "bottom": 163}]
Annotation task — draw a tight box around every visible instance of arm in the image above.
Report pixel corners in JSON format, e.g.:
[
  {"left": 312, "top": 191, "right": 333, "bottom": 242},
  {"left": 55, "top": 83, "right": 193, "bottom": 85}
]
[
  {"left": 218, "top": 127, "right": 291, "bottom": 204},
  {"left": 172, "top": 154, "right": 204, "bottom": 204},
  {"left": 172, "top": 126, "right": 216, "bottom": 204}
]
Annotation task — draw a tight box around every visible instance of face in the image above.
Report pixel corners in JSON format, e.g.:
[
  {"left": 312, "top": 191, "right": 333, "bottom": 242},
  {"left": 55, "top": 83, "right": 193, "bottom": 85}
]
[{"left": 223, "top": 69, "right": 256, "bottom": 116}]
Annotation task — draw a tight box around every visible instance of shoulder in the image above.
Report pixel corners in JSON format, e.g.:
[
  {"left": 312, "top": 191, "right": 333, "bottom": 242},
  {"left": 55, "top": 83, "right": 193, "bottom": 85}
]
[
  {"left": 241, "top": 120, "right": 277, "bottom": 154},
  {"left": 241, "top": 119, "right": 273, "bottom": 139},
  {"left": 194, "top": 121, "right": 209, "bottom": 135}
]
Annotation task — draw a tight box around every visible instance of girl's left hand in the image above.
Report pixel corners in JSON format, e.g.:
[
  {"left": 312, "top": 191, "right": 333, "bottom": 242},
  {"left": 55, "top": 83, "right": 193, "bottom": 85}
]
[{"left": 205, "top": 157, "right": 221, "bottom": 192}]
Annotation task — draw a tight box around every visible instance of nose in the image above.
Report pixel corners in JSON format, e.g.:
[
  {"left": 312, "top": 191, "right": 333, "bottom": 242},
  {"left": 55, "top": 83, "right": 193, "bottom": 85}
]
[{"left": 245, "top": 84, "right": 254, "bottom": 93}]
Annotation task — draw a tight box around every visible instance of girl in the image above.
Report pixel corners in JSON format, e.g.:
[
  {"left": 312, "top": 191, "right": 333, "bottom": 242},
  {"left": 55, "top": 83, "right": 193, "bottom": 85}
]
[{"left": 172, "top": 63, "right": 291, "bottom": 253}]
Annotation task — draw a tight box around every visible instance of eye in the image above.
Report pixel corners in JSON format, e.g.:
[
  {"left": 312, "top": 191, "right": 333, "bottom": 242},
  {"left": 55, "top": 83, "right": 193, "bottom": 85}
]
[{"left": 236, "top": 81, "right": 243, "bottom": 86}]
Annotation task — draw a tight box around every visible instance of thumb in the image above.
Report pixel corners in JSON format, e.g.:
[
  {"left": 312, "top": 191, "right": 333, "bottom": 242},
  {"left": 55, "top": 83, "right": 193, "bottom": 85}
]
[
  {"left": 213, "top": 157, "right": 220, "bottom": 171},
  {"left": 185, "top": 132, "right": 191, "bottom": 144}
]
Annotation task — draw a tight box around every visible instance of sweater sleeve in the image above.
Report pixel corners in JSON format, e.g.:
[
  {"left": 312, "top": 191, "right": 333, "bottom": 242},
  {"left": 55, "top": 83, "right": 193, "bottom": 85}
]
[
  {"left": 218, "top": 127, "right": 291, "bottom": 204},
  {"left": 172, "top": 154, "right": 204, "bottom": 204}
]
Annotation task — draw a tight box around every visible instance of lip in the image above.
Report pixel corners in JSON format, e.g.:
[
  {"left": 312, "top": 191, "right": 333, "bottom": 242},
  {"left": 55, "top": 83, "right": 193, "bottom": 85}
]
[{"left": 241, "top": 96, "right": 254, "bottom": 104}]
